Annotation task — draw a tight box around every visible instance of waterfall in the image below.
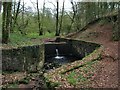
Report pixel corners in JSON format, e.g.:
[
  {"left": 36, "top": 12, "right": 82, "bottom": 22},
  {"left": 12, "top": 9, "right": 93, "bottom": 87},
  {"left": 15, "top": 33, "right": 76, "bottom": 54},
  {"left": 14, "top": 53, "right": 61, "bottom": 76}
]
[
  {"left": 56, "top": 49, "right": 59, "bottom": 56},
  {"left": 55, "top": 48, "right": 64, "bottom": 59}
]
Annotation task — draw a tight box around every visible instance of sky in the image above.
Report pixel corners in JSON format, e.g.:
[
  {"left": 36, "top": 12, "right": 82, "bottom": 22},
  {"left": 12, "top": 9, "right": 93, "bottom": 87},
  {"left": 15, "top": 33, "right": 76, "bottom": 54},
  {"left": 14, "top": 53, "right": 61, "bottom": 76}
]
[
  {"left": 0, "top": 0, "right": 79, "bottom": 13},
  {"left": 21, "top": 0, "right": 79, "bottom": 12}
]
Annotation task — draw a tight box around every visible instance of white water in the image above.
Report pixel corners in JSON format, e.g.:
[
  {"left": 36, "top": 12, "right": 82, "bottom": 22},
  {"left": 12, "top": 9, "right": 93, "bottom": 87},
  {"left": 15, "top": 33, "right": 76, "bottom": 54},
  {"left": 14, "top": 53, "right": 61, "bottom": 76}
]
[
  {"left": 55, "top": 49, "right": 64, "bottom": 59},
  {"left": 56, "top": 49, "right": 59, "bottom": 56}
]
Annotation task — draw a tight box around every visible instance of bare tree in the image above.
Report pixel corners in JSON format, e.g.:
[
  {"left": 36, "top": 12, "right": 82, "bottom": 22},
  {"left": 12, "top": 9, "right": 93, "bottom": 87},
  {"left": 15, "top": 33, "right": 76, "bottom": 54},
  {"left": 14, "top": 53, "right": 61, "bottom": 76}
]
[
  {"left": 55, "top": 0, "right": 59, "bottom": 36},
  {"left": 68, "top": 0, "right": 77, "bottom": 33},
  {"left": 18, "top": 0, "right": 26, "bottom": 35},
  {"left": 41, "top": 0, "right": 46, "bottom": 35},
  {"left": 36, "top": 0, "right": 43, "bottom": 35},
  {"left": 59, "top": 0, "right": 65, "bottom": 35},
  {"left": 2, "top": 1, "right": 12, "bottom": 44},
  {"left": 12, "top": 0, "right": 21, "bottom": 31},
  {"left": 22, "top": 0, "right": 24, "bottom": 27}
]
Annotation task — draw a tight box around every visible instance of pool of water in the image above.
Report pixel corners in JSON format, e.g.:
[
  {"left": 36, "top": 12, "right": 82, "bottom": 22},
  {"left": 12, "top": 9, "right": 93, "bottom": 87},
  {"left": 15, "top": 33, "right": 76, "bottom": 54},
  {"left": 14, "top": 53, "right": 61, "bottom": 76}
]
[{"left": 44, "top": 54, "right": 82, "bottom": 71}]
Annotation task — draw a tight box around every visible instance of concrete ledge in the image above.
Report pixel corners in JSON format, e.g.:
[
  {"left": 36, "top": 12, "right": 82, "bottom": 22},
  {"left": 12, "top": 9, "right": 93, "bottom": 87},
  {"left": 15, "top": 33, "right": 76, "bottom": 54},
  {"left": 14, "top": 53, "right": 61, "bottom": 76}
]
[
  {"left": 2, "top": 38, "right": 102, "bottom": 73},
  {"left": 2, "top": 44, "right": 44, "bottom": 72}
]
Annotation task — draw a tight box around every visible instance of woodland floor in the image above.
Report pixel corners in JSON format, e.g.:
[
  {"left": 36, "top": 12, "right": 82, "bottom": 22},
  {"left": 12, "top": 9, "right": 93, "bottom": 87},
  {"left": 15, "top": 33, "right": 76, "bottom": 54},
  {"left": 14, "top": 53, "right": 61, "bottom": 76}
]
[
  {"left": 2, "top": 22, "right": 119, "bottom": 88},
  {"left": 70, "top": 23, "right": 119, "bottom": 88}
]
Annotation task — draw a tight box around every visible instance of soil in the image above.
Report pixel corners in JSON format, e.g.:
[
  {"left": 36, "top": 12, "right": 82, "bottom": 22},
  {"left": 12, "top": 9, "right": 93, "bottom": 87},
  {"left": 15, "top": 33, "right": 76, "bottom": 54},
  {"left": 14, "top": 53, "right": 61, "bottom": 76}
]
[{"left": 70, "top": 23, "right": 119, "bottom": 88}]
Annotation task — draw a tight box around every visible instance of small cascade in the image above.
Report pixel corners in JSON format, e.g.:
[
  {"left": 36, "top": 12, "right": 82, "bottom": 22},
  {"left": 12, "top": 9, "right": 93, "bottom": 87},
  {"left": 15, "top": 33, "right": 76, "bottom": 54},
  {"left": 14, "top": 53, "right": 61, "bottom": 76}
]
[
  {"left": 56, "top": 49, "right": 59, "bottom": 56},
  {"left": 55, "top": 49, "right": 64, "bottom": 59},
  {"left": 44, "top": 48, "right": 83, "bottom": 71}
]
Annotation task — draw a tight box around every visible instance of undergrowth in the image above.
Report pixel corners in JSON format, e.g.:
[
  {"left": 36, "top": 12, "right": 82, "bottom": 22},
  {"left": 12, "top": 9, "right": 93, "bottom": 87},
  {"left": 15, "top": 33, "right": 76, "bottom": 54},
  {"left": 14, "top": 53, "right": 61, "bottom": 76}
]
[
  {"left": 7, "top": 32, "right": 55, "bottom": 47},
  {"left": 63, "top": 60, "right": 98, "bottom": 87}
]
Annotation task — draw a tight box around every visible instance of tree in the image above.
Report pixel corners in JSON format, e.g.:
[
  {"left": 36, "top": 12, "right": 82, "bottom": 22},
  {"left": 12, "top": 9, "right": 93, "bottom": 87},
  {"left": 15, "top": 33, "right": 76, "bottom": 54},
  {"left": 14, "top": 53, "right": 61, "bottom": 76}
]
[
  {"left": 58, "top": 0, "right": 65, "bottom": 35},
  {"left": 11, "top": 0, "right": 29, "bottom": 34},
  {"left": 41, "top": 0, "right": 45, "bottom": 35},
  {"left": 55, "top": 0, "right": 59, "bottom": 36},
  {"left": 68, "top": 0, "right": 77, "bottom": 33},
  {"left": 2, "top": 1, "right": 12, "bottom": 44},
  {"left": 36, "top": 0, "right": 43, "bottom": 35},
  {"left": 22, "top": 0, "right": 24, "bottom": 29},
  {"left": 12, "top": 0, "right": 21, "bottom": 32}
]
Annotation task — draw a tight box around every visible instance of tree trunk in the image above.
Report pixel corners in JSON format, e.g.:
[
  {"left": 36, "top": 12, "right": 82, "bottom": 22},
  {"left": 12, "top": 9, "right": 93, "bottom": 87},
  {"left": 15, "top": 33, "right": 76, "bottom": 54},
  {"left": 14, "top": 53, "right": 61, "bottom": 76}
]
[
  {"left": 21, "top": 0, "right": 24, "bottom": 34},
  {"left": 41, "top": 0, "right": 45, "bottom": 35},
  {"left": 2, "top": 2, "right": 12, "bottom": 44},
  {"left": 59, "top": 0, "right": 64, "bottom": 35},
  {"left": 12, "top": 0, "right": 21, "bottom": 32},
  {"left": 36, "top": 0, "right": 43, "bottom": 35},
  {"left": 55, "top": 0, "right": 59, "bottom": 36},
  {"left": 68, "top": 0, "right": 76, "bottom": 33}
]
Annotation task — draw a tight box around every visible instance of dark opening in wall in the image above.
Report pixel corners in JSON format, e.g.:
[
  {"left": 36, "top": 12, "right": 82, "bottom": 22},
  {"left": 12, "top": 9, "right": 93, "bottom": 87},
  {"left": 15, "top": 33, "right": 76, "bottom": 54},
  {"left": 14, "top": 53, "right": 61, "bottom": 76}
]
[{"left": 44, "top": 38, "right": 100, "bottom": 71}]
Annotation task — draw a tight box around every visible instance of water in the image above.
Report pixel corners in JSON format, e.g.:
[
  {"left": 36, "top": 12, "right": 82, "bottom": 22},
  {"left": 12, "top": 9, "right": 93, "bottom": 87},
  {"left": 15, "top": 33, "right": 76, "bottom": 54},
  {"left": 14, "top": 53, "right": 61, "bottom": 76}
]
[
  {"left": 44, "top": 55, "right": 80, "bottom": 71},
  {"left": 44, "top": 48, "right": 83, "bottom": 71},
  {"left": 55, "top": 49, "right": 64, "bottom": 59},
  {"left": 56, "top": 49, "right": 59, "bottom": 56}
]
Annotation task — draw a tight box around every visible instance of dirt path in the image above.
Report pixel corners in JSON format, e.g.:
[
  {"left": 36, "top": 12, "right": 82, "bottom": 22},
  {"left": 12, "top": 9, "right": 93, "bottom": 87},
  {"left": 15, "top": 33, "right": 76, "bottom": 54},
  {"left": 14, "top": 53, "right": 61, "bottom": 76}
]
[
  {"left": 91, "top": 58, "right": 118, "bottom": 88},
  {"left": 71, "top": 23, "right": 119, "bottom": 88}
]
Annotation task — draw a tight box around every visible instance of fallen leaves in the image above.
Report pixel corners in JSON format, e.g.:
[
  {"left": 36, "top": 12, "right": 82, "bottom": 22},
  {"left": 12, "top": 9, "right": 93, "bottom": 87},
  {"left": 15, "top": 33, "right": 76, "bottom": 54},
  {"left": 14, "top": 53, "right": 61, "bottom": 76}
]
[
  {"left": 2, "top": 72, "right": 27, "bottom": 85},
  {"left": 44, "top": 59, "right": 99, "bottom": 89}
]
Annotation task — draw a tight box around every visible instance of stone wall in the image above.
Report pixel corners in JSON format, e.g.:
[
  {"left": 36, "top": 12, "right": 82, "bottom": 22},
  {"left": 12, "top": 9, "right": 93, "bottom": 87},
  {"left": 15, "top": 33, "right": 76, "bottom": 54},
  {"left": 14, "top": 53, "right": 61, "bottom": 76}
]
[
  {"left": 2, "top": 44, "right": 44, "bottom": 72},
  {"left": 2, "top": 38, "right": 100, "bottom": 72},
  {"left": 55, "top": 38, "right": 100, "bottom": 58}
]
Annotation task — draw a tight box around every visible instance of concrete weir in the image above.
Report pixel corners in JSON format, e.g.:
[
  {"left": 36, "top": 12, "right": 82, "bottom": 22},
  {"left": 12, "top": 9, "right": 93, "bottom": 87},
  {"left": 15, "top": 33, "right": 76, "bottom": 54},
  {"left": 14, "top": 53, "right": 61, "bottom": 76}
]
[
  {"left": 2, "top": 44, "right": 45, "bottom": 72},
  {"left": 2, "top": 38, "right": 101, "bottom": 72}
]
